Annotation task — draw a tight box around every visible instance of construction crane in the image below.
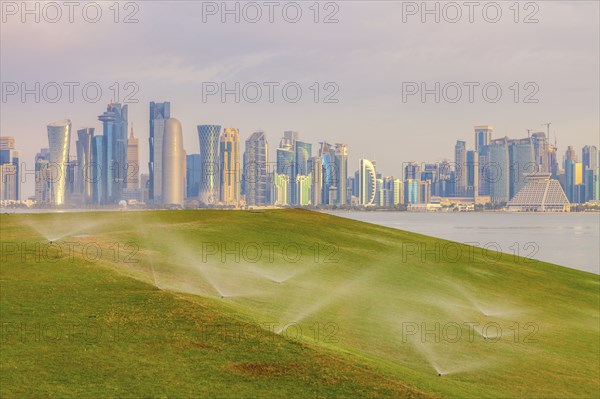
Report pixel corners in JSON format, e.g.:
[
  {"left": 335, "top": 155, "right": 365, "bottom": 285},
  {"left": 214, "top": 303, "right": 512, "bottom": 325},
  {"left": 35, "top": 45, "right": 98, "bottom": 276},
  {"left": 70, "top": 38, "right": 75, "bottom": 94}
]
[
  {"left": 542, "top": 122, "right": 551, "bottom": 139},
  {"left": 542, "top": 122, "right": 556, "bottom": 147}
]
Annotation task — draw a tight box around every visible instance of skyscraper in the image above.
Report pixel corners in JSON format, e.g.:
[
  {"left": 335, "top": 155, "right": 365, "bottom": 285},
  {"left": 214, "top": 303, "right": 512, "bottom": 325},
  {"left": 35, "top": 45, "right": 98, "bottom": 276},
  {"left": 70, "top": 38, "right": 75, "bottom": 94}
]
[
  {"left": 220, "top": 128, "right": 241, "bottom": 205},
  {"left": 149, "top": 101, "right": 171, "bottom": 202},
  {"left": 34, "top": 148, "right": 51, "bottom": 204},
  {"left": 454, "top": 140, "right": 467, "bottom": 196},
  {"left": 475, "top": 125, "right": 493, "bottom": 153},
  {"left": 0, "top": 136, "right": 20, "bottom": 200},
  {"left": 75, "top": 128, "right": 94, "bottom": 203},
  {"left": 276, "top": 145, "right": 295, "bottom": 204},
  {"left": 359, "top": 159, "right": 376, "bottom": 206},
  {"left": 509, "top": 137, "right": 535, "bottom": 199},
  {"left": 92, "top": 135, "right": 104, "bottom": 204},
  {"left": 295, "top": 139, "right": 312, "bottom": 206},
  {"left": 531, "top": 132, "right": 549, "bottom": 173},
  {"left": 404, "top": 161, "right": 421, "bottom": 181},
  {"left": 198, "top": 125, "right": 222, "bottom": 205},
  {"left": 466, "top": 150, "right": 479, "bottom": 198},
  {"left": 309, "top": 156, "right": 323, "bottom": 206},
  {"left": 0, "top": 136, "right": 15, "bottom": 150},
  {"left": 162, "top": 118, "right": 185, "bottom": 206},
  {"left": 334, "top": 143, "right": 348, "bottom": 205},
  {"left": 127, "top": 124, "right": 139, "bottom": 189},
  {"left": 186, "top": 154, "right": 201, "bottom": 199},
  {"left": 565, "top": 145, "right": 577, "bottom": 162},
  {"left": 270, "top": 172, "right": 288, "bottom": 206},
  {"left": 98, "top": 102, "right": 128, "bottom": 204},
  {"left": 404, "top": 179, "right": 419, "bottom": 204},
  {"left": 582, "top": 145, "right": 598, "bottom": 170},
  {"left": 482, "top": 137, "right": 510, "bottom": 203},
  {"left": 47, "top": 120, "right": 72, "bottom": 205},
  {"left": 296, "top": 174, "right": 312, "bottom": 206},
  {"left": 319, "top": 142, "right": 336, "bottom": 205},
  {"left": 244, "top": 131, "right": 269, "bottom": 206}
]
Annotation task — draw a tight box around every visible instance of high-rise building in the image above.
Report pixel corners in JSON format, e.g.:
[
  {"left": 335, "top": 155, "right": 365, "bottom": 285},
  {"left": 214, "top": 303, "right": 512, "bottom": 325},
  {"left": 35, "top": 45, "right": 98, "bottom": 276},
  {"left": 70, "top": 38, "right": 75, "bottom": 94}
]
[
  {"left": 319, "top": 142, "right": 336, "bottom": 205},
  {"left": 0, "top": 136, "right": 15, "bottom": 150},
  {"left": 220, "top": 128, "right": 241, "bottom": 205},
  {"left": 438, "top": 160, "right": 454, "bottom": 197},
  {"left": 359, "top": 159, "right": 376, "bottom": 206},
  {"left": 75, "top": 128, "right": 94, "bottom": 203},
  {"left": 334, "top": 143, "right": 348, "bottom": 205},
  {"left": 475, "top": 125, "right": 493, "bottom": 153},
  {"left": 422, "top": 163, "right": 440, "bottom": 196},
  {"left": 582, "top": 145, "right": 598, "bottom": 170},
  {"left": 419, "top": 180, "right": 431, "bottom": 204},
  {"left": 482, "top": 137, "right": 510, "bottom": 203},
  {"left": 548, "top": 144, "right": 559, "bottom": 178},
  {"left": 34, "top": 148, "right": 51, "bottom": 204},
  {"left": 271, "top": 172, "right": 288, "bottom": 206},
  {"left": 92, "top": 135, "right": 104, "bottom": 204},
  {"left": 531, "top": 132, "right": 549, "bottom": 173},
  {"left": 296, "top": 174, "right": 312, "bottom": 206},
  {"left": 198, "top": 125, "right": 221, "bottom": 205},
  {"left": 186, "top": 154, "right": 201, "bottom": 199},
  {"left": 565, "top": 145, "right": 577, "bottom": 162},
  {"left": 47, "top": 120, "right": 72, "bottom": 205},
  {"left": 509, "top": 137, "right": 535, "bottom": 199},
  {"left": 244, "top": 131, "right": 269, "bottom": 206},
  {"left": 162, "top": 118, "right": 185, "bottom": 206},
  {"left": 454, "top": 140, "right": 467, "bottom": 196},
  {"left": 404, "top": 161, "right": 421, "bottom": 181},
  {"left": 277, "top": 145, "right": 295, "bottom": 204},
  {"left": 0, "top": 164, "right": 17, "bottom": 200},
  {"left": 98, "top": 102, "right": 128, "bottom": 204},
  {"left": 308, "top": 156, "right": 323, "bottom": 206},
  {"left": 404, "top": 179, "right": 419, "bottom": 204},
  {"left": 149, "top": 101, "right": 171, "bottom": 202},
  {"left": 295, "top": 140, "right": 312, "bottom": 204},
  {"left": 583, "top": 168, "right": 597, "bottom": 202},
  {"left": 282, "top": 131, "right": 298, "bottom": 148},
  {"left": 127, "top": 124, "right": 139, "bottom": 189},
  {"left": 466, "top": 150, "right": 479, "bottom": 198},
  {"left": 0, "top": 136, "right": 20, "bottom": 200},
  {"left": 564, "top": 159, "right": 575, "bottom": 202}
]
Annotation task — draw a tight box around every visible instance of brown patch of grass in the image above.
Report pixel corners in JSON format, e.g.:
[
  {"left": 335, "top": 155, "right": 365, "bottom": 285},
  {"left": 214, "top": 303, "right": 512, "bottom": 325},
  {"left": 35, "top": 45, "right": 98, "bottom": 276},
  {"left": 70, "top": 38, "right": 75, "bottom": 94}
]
[{"left": 225, "top": 361, "right": 303, "bottom": 378}]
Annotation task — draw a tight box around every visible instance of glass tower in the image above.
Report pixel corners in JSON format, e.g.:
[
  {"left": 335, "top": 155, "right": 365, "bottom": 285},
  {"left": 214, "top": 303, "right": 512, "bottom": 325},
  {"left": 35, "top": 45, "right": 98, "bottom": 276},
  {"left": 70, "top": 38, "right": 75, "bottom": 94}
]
[
  {"left": 197, "top": 125, "right": 222, "bottom": 205},
  {"left": 47, "top": 120, "right": 72, "bottom": 205},
  {"left": 149, "top": 101, "right": 171, "bottom": 201}
]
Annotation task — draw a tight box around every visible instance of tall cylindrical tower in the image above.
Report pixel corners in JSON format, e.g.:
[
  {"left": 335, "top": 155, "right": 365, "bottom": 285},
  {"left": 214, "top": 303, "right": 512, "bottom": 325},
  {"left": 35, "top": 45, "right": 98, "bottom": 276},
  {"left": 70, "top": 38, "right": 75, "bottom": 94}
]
[
  {"left": 47, "top": 119, "right": 72, "bottom": 205},
  {"left": 162, "top": 118, "right": 184, "bottom": 206}
]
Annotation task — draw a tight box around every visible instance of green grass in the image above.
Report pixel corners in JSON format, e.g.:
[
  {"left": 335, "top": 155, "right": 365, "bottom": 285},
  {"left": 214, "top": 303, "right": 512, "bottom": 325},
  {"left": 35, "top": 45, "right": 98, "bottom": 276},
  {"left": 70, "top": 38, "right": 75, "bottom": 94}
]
[{"left": 1, "top": 209, "right": 598, "bottom": 398}]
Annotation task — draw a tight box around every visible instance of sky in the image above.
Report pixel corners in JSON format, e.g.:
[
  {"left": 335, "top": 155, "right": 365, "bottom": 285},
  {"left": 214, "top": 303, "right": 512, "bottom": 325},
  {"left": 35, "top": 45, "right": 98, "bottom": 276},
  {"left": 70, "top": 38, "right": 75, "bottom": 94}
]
[{"left": 1, "top": 0, "right": 599, "bottom": 198}]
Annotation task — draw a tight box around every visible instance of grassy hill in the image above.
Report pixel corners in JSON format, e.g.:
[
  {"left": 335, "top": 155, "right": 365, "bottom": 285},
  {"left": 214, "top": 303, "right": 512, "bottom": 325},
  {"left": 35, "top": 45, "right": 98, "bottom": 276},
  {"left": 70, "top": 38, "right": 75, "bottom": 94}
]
[{"left": 1, "top": 209, "right": 598, "bottom": 398}]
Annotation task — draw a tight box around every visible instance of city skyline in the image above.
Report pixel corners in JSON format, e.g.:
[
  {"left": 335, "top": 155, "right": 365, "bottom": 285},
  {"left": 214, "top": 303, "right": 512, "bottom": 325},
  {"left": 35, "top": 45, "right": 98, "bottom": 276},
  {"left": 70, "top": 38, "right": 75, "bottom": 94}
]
[
  {"left": 3, "top": 105, "right": 599, "bottom": 200},
  {"left": 3, "top": 107, "right": 598, "bottom": 210},
  {"left": 2, "top": 2, "right": 598, "bottom": 199}
]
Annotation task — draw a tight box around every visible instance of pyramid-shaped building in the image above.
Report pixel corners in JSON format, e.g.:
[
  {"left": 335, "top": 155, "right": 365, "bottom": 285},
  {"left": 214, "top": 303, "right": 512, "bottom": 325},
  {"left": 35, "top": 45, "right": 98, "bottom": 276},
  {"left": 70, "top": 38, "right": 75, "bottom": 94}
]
[{"left": 507, "top": 173, "right": 570, "bottom": 212}]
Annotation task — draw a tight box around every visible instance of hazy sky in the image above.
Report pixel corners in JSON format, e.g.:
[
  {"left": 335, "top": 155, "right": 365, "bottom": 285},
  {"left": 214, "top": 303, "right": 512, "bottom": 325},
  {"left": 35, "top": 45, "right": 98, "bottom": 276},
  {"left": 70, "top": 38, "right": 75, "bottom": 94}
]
[{"left": 2, "top": 1, "right": 599, "bottom": 198}]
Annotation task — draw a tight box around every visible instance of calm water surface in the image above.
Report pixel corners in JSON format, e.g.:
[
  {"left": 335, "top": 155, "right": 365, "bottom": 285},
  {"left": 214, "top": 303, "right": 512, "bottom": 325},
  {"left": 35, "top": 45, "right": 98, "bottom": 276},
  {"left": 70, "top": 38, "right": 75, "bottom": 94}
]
[{"left": 328, "top": 212, "right": 600, "bottom": 274}]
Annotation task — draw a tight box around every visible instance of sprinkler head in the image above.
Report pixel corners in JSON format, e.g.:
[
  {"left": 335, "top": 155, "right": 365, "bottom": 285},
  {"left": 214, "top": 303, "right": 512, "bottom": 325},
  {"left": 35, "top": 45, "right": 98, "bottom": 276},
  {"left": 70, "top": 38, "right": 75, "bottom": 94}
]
[{"left": 437, "top": 373, "right": 442, "bottom": 377}]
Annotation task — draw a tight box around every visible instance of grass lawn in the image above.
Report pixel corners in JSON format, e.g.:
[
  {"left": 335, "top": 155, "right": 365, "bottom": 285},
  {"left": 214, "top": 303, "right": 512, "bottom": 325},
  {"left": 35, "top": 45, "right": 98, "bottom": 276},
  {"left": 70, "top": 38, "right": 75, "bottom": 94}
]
[{"left": 1, "top": 209, "right": 598, "bottom": 398}]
